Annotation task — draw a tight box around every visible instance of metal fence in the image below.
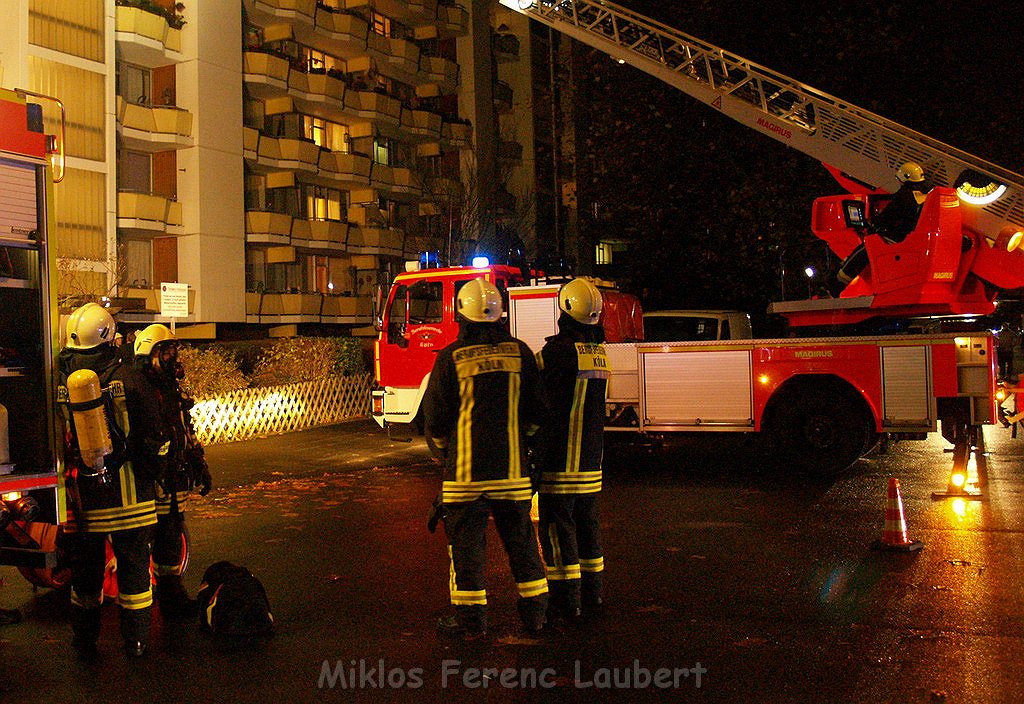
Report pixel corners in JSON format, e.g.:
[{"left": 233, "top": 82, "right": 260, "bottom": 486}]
[{"left": 189, "top": 373, "right": 373, "bottom": 445}]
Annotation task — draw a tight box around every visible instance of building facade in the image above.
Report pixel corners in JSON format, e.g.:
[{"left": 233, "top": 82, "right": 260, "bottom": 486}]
[{"left": 0, "top": 0, "right": 541, "bottom": 336}]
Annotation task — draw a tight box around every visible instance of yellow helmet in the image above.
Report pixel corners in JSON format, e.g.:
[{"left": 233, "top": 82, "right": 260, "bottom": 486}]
[
  {"left": 133, "top": 323, "right": 176, "bottom": 358},
  {"left": 896, "top": 161, "right": 925, "bottom": 183},
  {"left": 457, "top": 278, "right": 503, "bottom": 323},
  {"left": 65, "top": 302, "right": 116, "bottom": 350},
  {"left": 559, "top": 278, "right": 603, "bottom": 325}
]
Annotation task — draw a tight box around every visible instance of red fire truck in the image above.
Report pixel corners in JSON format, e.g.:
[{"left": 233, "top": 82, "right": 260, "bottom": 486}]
[
  {"left": 373, "top": 0, "right": 1024, "bottom": 474},
  {"left": 0, "top": 87, "right": 67, "bottom": 582}
]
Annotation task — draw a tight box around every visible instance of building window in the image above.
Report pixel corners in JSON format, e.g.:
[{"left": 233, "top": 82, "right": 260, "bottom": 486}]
[
  {"left": 305, "top": 185, "right": 344, "bottom": 221},
  {"left": 595, "top": 242, "right": 612, "bottom": 265},
  {"left": 373, "top": 138, "right": 392, "bottom": 166},
  {"left": 371, "top": 12, "right": 391, "bottom": 37},
  {"left": 303, "top": 115, "right": 349, "bottom": 152}
]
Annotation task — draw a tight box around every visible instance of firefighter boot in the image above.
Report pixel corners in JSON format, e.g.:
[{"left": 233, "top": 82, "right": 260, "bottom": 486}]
[
  {"left": 437, "top": 605, "right": 487, "bottom": 640},
  {"left": 156, "top": 575, "right": 198, "bottom": 620},
  {"left": 517, "top": 593, "right": 549, "bottom": 634},
  {"left": 71, "top": 605, "right": 101, "bottom": 655},
  {"left": 120, "top": 606, "right": 150, "bottom": 658},
  {"left": 546, "top": 580, "right": 581, "bottom": 626},
  {"left": 582, "top": 573, "right": 605, "bottom": 617}
]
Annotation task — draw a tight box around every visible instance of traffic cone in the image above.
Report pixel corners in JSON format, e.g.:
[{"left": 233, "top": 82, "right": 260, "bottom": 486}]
[{"left": 872, "top": 478, "right": 923, "bottom": 552}]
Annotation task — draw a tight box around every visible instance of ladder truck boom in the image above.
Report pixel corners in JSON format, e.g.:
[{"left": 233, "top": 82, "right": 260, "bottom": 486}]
[{"left": 499, "top": 0, "right": 1024, "bottom": 246}]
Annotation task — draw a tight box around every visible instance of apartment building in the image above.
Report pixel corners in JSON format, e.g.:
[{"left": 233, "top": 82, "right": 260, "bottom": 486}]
[{"left": 0, "top": 0, "right": 540, "bottom": 335}]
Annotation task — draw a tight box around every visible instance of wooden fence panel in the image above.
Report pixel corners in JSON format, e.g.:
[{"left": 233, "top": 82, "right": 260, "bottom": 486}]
[{"left": 189, "top": 373, "right": 373, "bottom": 445}]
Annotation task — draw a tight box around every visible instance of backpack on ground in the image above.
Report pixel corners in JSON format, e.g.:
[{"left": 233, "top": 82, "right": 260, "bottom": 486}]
[{"left": 196, "top": 561, "right": 274, "bottom": 637}]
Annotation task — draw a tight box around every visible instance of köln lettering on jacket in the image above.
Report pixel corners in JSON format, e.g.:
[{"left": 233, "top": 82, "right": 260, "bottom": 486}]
[
  {"left": 454, "top": 342, "right": 523, "bottom": 379},
  {"left": 575, "top": 343, "right": 610, "bottom": 379}
]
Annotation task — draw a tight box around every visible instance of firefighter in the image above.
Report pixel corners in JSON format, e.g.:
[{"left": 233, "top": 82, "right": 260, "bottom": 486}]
[
  {"left": 422, "top": 277, "right": 549, "bottom": 637},
  {"left": 57, "top": 303, "right": 162, "bottom": 658},
  {"left": 837, "top": 161, "right": 932, "bottom": 289},
  {"left": 536, "top": 278, "right": 609, "bottom": 623},
  {"left": 133, "top": 324, "right": 212, "bottom": 619}
]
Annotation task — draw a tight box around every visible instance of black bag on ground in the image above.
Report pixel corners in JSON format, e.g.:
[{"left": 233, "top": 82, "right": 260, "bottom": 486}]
[{"left": 196, "top": 561, "right": 274, "bottom": 637}]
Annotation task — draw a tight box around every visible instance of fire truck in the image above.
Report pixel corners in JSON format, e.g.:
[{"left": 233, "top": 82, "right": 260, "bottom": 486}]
[
  {"left": 0, "top": 86, "right": 67, "bottom": 582},
  {"left": 373, "top": 0, "right": 1024, "bottom": 474}
]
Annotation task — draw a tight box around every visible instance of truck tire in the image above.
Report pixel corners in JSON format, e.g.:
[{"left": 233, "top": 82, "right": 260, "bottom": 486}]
[{"left": 763, "top": 388, "right": 871, "bottom": 476}]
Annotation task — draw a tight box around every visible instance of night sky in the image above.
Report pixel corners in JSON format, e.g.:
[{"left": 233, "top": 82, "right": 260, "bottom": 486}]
[{"left": 568, "top": 0, "right": 1023, "bottom": 319}]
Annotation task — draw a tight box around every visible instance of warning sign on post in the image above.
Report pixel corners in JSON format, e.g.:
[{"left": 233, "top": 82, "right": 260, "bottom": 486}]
[{"left": 160, "top": 282, "right": 189, "bottom": 318}]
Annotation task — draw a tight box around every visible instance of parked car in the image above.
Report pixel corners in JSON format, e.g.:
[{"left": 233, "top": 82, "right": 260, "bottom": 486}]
[{"left": 641, "top": 310, "right": 752, "bottom": 341}]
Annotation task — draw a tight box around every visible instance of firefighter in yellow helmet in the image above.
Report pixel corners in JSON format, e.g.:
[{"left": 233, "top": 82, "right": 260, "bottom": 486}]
[
  {"left": 57, "top": 303, "right": 162, "bottom": 657},
  {"left": 422, "top": 277, "right": 549, "bottom": 638},
  {"left": 836, "top": 161, "right": 932, "bottom": 289},
  {"left": 536, "top": 278, "right": 609, "bottom": 623},
  {"left": 133, "top": 324, "right": 212, "bottom": 620}
]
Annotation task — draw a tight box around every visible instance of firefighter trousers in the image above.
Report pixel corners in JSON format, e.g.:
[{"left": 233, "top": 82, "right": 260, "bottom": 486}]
[
  {"left": 538, "top": 493, "right": 604, "bottom": 613},
  {"left": 69, "top": 525, "right": 154, "bottom": 646},
  {"left": 444, "top": 497, "right": 549, "bottom": 633},
  {"left": 153, "top": 508, "right": 187, "bottom": 577}
]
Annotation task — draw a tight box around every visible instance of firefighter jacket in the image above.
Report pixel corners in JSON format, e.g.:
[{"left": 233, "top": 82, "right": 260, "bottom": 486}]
[
  {"left": 423, "top": 322, "right": 545, "bottom": 504},
  {"left": 536, "top": 314, "right": 609, "bottom": 495},
  {"left": 57, "top": 345, "right": 164, "bottom": 533},
  {"left": 142, "top": 366, "right": 197, "bottom": 513}
]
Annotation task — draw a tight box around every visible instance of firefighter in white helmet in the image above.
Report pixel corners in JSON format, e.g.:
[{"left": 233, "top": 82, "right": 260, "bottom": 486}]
[
  {"left": 536, "top": 278, "right": 609, "bottom": 623},
  {"left": 422, "top": 277, "right": 549, "bottom": 638},
  {"left": 57, "top": 303, "right": 162, "bottom": 658},
  {"left": 133, "top": 324, "right": 212, "bottom": 620}
]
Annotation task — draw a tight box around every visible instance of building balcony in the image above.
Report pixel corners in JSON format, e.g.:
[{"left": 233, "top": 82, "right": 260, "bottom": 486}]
[
  {"left": 348, "top": 225, "right": 403, "bottom": 256},
  {"left": 243, "top": 51, "right": 291, "bottom": 98},
  {"left": 114, "top": 3, "right": 184, "bottom": 68},
  {"left": 493, "top": 32, "right": 521, "bottom": 63},
  {"left": 348, "top": 205, "right": 388, "bottom": 228},
  {"left": 363, "top": 0, "right": 437, "bottom": 24},
  {"left": 117, "top": 97, "right": 194, "bottom": 153},
  {"left": 401, "top": 109, "right": 442, "bottom": 140},
  {"left": 437, "top": 3, "right": 469, "bottom": 38},
  {"left": 247, "top": 0, "right": 316, "bottom": 28},
  {"left": 295, "top": 218, "right": 349, "bottom": 253},
  {"left": 117, "top": 191, "right": 184, "bottom": 237},
  {"left": 251, "top": 135, "right": 321, "bottom": 173},
  {"left": 248, "top": 291, "right": 370, "bottom": 322},
  {"left": 309, "top": 150, "right": 372, "bottom": 188},
  {"left": 246, "top": 210, "right": 295, "bottom": 245},
  {"left": 425, "top": 176, "right": 463, "bottom": 200},
  {"left": 288, "top": 69, "right": 346, "bottom": 119},
  {"left": 441, "top": 120, "right": 472, "bottom": 147},
  {"left": 497, "top": 139, "right": 523, "bottom": 163},
  {"left": 243, "top": 126, "right": 260, "bottom": 158},
  {"left": 306, "top": 7, "right": 368, "bottom": 57},
  {"left": 418, "top": 56, "right": 459, "bottom": 94},
  {"left": 343, "top": 89, "right": 402, "bottom": 131},
  {"left": 390, "top": 167, "right": 423, "bottom": 200},
  {"left": 369, "top": 163, "right": 394, "bottom": 192},
  {"left": 493, "top": 80, "right": 513, "bottom": 113}
]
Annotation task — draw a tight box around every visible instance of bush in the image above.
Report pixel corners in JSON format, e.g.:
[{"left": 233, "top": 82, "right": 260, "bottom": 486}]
[
  {"left": 178, "top": 345, "right": 249, "bottom": 399},
  {"left": 250, "top": 336, "right": 367, "bottom": 388}
]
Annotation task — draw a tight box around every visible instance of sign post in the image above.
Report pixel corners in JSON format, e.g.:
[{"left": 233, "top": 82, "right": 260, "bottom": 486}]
[{"left": 159, "top": 282, "right": 189, "bottom": 333}]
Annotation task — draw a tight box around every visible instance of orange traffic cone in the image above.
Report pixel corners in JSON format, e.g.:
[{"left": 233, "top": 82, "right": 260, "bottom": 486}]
[{"left": 872, "top": 477, "right": 923, "bottom": 552}]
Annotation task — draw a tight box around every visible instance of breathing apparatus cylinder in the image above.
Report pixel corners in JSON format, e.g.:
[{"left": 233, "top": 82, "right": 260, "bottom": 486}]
[
  {"left": 66, "top": 369, "right": 112, "bottom": 480},
  {"left": 0, "top": 403, "right": 9, "bottom": 465}
]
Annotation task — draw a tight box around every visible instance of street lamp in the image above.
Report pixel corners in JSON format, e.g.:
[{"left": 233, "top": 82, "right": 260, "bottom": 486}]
[{"left": 804, "top": 266, "right": 816, "bottom": 298}]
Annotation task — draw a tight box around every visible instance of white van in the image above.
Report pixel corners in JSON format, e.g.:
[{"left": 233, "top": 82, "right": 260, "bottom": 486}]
[{"left": 642, "top": 310, "right": 753, "bottom": 341}]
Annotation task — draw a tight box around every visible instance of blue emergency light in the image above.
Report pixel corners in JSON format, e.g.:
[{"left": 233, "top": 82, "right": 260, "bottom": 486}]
[
  {"left": 471, "top": 256, "right": 490, "bottom": 268},
  {"left": 419, "top": 250, "right": 440, "bottom": 268}
]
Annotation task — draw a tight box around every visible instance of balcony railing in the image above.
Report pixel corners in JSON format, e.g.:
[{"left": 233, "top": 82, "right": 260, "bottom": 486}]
[
  {"left": 493, "top": 80, "right": 513, "bottom": 112},
  {"left": 288, "top": 69, "right": 346, "bottom": 116},
  {"left": 117, "top": 190, "right": 183, "bottom": 236},
  {"left": 117, "top": 96, "right": 194, "bottom": 152},
  {"left": 245, "top": 210, "right": 294, "bottom": 245},
  {"left": 437, "top": 3, "right": 469, "bottom": 37},
  {"left": 493, "top": 32, "right": 521, "bottom": 62},
  {"left": 441, "top": 120, "right": 472, "bottom": 146},
  {"left": 402, "top": 109, "right": 443, "bottom": 139},
  {"left": 115, "top": 4, "right": 184, "bottom": 67},
  {"left": 307, "top": 7, "right": 368, "bottom": 56},
  {"left": 243, "top": 51, "right": 291, "bottom": 98},
  {"left": 498, "top": 139, "right": 523, "bottom": 163}
]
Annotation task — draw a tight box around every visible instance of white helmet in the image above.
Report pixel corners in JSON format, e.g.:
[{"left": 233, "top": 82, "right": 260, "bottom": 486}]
[
  {"left": 559, "top": 278, "right": 603, "bottom": 325},
  {"left": 65, "top": 302, "right": 116, "bottom": 350},
  {"left": 896, "top": 161, "right": 925, "bottom": 184},
  {"left": 133, "top": 323, "right": 176, "bottom": 358},
  {"left": 457, "top": 278, "right": 503, "bottom": 323}
]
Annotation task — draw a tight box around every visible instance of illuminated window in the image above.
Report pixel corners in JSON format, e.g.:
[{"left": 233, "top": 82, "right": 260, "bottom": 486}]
[
  {"left": 306, "top": 186, "right": 344, "bottom": 221},
  {"left": 371, "top": 12, "right": 391, "bottom": 37},
  {"left": 373, "top": 138, "right": 392, "bottom": 166},
  {"left": 303, "top": 115, "right": 349, "bottom": 152},
  {"left": 595, "top": 242, "right": 612, "bottom": 265}
]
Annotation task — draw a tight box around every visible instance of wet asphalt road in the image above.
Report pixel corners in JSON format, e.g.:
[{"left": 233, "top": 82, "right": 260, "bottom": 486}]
[{"left": 1, "top": 419, "right": 1023, "bottom": 703}]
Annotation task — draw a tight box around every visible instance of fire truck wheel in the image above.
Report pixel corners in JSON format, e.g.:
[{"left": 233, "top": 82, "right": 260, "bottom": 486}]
[{"left": 763, "top": 389, "right": 870, "bottom": 476}]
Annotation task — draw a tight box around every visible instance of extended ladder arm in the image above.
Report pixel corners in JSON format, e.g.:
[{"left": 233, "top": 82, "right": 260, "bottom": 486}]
[{"left": 500, "top": 0, "right": 1024, "bottom": 241}]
